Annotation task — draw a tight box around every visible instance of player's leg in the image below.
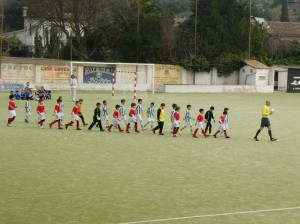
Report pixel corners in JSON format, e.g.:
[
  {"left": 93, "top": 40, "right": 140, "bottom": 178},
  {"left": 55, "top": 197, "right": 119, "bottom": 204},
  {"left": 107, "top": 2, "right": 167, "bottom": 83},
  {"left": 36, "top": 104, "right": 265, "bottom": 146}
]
[
  {"left": 88, "top": 119, "right": 95, "bottom": 130},
  {"left": 193, "top": 128, "right": 199, "bottom": 138},
  {"left": 49, "top": 119, "right": 58, "bottom": 128},
  {"left": 254, "top": 118, "right": 265, "bottom": 141},
  {"left": 205, "top": 122, "right": 209, "bottom": 134},
  {"left": 267, "top": 126, "right": 277, "bottom": 141},
  {"left": 159, "top": 122, "right": 164, "bottom": 135}
]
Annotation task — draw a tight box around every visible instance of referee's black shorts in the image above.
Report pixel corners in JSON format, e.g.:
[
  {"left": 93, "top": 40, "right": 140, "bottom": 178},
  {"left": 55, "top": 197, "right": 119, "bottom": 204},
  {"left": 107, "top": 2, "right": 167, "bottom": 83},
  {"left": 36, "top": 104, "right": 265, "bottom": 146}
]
[{"left": 260, "top": 118, "right": 271, "bottom": 127}]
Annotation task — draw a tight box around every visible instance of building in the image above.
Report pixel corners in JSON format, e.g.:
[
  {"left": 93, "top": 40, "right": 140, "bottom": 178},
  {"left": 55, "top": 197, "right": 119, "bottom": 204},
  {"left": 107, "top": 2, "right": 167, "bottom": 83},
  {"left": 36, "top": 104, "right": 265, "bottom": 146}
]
[
  {"left": 239, "top": 59, "right": 270, "bottom": 86},
  {"left": 267, "top": 21, "right": 300, "bottom": 42}
]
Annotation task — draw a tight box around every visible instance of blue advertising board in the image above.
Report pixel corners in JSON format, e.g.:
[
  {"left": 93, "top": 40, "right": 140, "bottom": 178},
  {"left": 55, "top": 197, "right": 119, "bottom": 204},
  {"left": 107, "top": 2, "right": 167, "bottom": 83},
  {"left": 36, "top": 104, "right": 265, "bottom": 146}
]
[{"left": 83, "top": 66, "right": 116, "bottom": 84}]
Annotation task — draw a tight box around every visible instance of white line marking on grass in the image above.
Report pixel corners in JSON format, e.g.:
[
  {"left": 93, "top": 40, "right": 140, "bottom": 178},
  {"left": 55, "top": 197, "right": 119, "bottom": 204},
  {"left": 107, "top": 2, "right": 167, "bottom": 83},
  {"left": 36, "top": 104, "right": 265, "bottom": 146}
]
[{"left": 118, "top": 206, "right": 300, "bottom": 224}]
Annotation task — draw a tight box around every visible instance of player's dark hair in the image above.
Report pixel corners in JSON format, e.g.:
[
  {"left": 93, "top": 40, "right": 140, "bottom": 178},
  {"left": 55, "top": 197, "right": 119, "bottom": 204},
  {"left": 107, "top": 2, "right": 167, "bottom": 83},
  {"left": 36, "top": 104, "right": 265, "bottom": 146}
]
[
  {"left": 223, "top": 111, "right": 228, "bottom": 115},
  {"left": 199, "top": 108, "right": 204, "bottom": 113},
  {"left": 57, "top": 98, "right": 62, "bottom": 103},
  {"left": 172, "top": 103, "right": 177, "bottom": 108},
  {"left": 224, "top": 107, "right": 229, "bottom": 111},
  {"left": 115, "top": 104, "right": 120, "bottom": 109},
  {"left": 210, "top": 106, "right": 214, "bottom": 110},
  {"left": 96, "top": 102, "right": 101, "bottom": 106},
  {"left": 79, "top": 99, "right": 83, "bottom": 102},
  {"left": 103, "top": 100, "right": 107, "bottom": 104},
  {"left": 75, "top": 101, "right": 79, "bottom": 104},
  {"left": 26, "top": 96, "right": 30, "bottom": 100},
  {"left": 161, "top": 103, "right": 165, "bottom": 107},
  {"left": 138, "top": 99, "right": 142, "bottom": 103},
  {"left": 187, "top": 104, "right": 191, "bottom": 108},
  {"left": 175, "top": 106, "right": 180, "bottom": 111},
  {"left": 151, "top": 102, "right": 155, "bottom": 106},
  {"left": 9, "top": 95, "right": 14, "bottom": 99},
  {"left": 131, "top": 102, "right": 136, "bottom": 107},
  {"left": 121, "top": 99, "right": 125, "bottom": 103}
]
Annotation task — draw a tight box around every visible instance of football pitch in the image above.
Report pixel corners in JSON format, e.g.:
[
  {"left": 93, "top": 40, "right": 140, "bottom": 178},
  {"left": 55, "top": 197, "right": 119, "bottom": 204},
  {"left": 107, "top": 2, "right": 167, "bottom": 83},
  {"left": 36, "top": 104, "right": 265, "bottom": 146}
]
[{"left": 1, "top": 91, "right": 300, "bottom": 224}]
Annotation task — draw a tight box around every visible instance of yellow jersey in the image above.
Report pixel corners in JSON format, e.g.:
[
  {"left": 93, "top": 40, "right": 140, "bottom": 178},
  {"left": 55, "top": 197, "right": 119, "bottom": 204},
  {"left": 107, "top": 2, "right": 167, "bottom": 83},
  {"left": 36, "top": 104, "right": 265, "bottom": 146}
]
[
  {"left": 262, "top": 105, "right": 269, "bottom": 118},
  {"left": 159, "top": 108, "right": 165, "bottom": 122}
]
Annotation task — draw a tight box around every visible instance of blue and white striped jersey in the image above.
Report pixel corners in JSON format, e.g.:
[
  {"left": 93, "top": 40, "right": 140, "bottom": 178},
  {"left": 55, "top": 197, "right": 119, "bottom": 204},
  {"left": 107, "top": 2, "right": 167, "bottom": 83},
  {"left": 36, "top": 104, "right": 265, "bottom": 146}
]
[
  {"left": 119, "top": 104, "right": 126, "bottom": 116},
  {"left": 101, "top": 105, "right": 108, "bottom": 116},
  {"left": 146, "top": 107, "right": 155, "bottom": 118},
  {"left": 184, "top": 110, "right": 192, "bottom": 122},
  {"left": 25, "top": 101, "right": 30, "bottom": 112},
  {"left": 136, "top": 103, "right": 142, "bottom": 115}
]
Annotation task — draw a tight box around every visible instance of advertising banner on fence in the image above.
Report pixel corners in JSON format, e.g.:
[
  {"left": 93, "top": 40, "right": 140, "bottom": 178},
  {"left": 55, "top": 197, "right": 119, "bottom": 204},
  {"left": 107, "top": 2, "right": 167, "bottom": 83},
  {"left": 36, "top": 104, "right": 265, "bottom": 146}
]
[
  {"left": 287, "top": 68, "right": 300, "bottom": 93},
  {"left": 1, "top": 63, "right": 35, "bottom": 84},
  {"left": 155, "top": 64, "right": 182, "bottom": 84},
  {"left": 83, "top": 66, "right": 116, "bottom": 83},
  {"left": 37, "top": 65, "right": 78, "bottom": 84}
]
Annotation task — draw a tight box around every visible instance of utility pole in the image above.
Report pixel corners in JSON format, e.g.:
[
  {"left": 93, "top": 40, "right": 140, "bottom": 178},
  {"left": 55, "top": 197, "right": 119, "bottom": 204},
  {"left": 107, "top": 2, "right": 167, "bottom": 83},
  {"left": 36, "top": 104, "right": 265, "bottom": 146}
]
[
  {"left": 0, "top": 0, "right": 4, "bottom": 78},
  {"left": 70, "top": 0, "right": 74, "bottom": 61},
  {"left": 194, "top": 0, "right": 198, "bottom": 54},
  {"left": 136, "top": 0, "right": 140, "bottom": 63},
  {"left": 249, "top": 0, "right": 252, "bottom": 58}
]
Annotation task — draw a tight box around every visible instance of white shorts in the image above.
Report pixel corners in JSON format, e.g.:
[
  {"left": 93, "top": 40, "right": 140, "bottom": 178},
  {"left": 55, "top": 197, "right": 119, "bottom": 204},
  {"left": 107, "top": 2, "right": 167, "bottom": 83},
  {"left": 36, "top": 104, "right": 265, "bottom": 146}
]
[
  {"left": 218, "top": 123, "right": 226, "bottom": 131},
  {"left": 136, "top": 114, "right": 142, "bottom": 122},
  {"left": 173, "top": 120, "right": 180, "bottom": 128},
  {"left": 8, "top": 110, "right": 16, "bottom": 118},
  {"left": 196, "top": 121, "right": 204, "bottom": 129},
  {"left": 72, "top": 114, "right": 79, "bottom": 122},
  {"left": 54, "top": 112, "right": 62, "bottom": 120},
  {"left": 101, "top": 115, "right": 108, "bottom": 122},
  {"left": 127, "top": 116, "right": 137, "bottom": 124},
  {"left": 38, "top": 112, "right": 45, "bottom": 121},
  {"left": 184, "top": 120, "right": 193, "bottom": 127},
  {"left": 61, "top": 112, "right": 64, "bottom": 117},
  {"left": 147, "top": 117, "right": 154, "bottom": 122},
  {"left": 112, "top": 118, "right": 119, "bottom": 126}
]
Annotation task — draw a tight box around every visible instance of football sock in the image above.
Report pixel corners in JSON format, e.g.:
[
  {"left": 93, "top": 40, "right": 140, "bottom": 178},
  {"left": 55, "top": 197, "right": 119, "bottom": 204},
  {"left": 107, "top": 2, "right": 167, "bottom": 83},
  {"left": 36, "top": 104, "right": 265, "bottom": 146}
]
[
  {"left": 224, "top": 130, "right": 228, "bottom": 137},
  {"left": 255, "top": 130, "right": 261, "bottom": 138},
  {"left": 76, "top": 121, "right": 79, "bottom": 129},
  {"left": 268, "top": 130, "right": 273, "bottom": 139},
  {"left": 7, "top": 118, "right": 12, "bottom": 124},
  {"left": 214, "top": 130, "right": 220, "bottom": 136},
  {"left": 11, "top": 117, "right": 16, "bottom": 123},
  {"left": 134, "top": 123, "right": 138, "bottom": 131},
  {"left": 180, "top": 127, "right": 185, "bottom": 131},
  {"left": 190, "top": 127, "right": 193, "bottom": 134},
  {"left": 202, "top": 129, "right": 207, "bottom": 137},
  {"left": 193, "top": 129, "right": 198, "bottom": 136}
]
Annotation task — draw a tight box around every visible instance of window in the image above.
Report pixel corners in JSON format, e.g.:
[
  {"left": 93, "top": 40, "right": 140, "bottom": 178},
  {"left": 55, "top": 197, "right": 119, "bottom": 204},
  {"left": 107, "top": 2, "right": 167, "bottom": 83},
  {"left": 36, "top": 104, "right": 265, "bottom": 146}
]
[
  {"left": 259, "top": 76, "right": 266, "bottom": 81},
  {"left": 250, "top": 69, "right": 253, "bottom": 73},
  {"left": 242, "top": 69, "right": 245, "bottom": 73}
]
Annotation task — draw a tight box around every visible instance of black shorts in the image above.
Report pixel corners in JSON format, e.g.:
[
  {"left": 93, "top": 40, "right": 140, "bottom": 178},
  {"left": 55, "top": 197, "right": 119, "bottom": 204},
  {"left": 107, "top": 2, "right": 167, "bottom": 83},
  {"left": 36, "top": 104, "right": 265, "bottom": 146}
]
[{"left": 260, "top": 118, "right": 271, "bottom": 127}]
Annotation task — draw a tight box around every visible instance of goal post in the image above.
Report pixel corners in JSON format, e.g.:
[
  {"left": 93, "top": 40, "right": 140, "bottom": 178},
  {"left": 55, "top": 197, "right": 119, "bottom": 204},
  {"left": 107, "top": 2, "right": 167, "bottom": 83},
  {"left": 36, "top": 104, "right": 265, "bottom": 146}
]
[{"left": 66, "top": 61, "right": 155, "bottom": 99}]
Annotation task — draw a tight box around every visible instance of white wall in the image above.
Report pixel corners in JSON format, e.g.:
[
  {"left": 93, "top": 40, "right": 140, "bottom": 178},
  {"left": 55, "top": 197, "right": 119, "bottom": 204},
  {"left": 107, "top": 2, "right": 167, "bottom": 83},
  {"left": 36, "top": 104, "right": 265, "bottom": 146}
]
[
  {"left": 165, "top": 85, "right": 274, "bottom": 93},
  {"left": 181, "top": 68, "right": 239, "bottom": 85},
  {"left": 255, "top": 69, "right": 269, "bottom": 86}
]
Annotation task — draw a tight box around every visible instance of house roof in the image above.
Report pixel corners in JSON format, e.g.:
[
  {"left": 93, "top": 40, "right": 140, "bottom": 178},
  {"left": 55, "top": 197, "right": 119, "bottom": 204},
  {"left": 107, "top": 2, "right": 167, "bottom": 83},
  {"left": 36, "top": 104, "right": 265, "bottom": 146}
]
[
  {"left": 267, "top": 21, "right": 300, "bottom": 37},
  {"left": 244, "top": 59, "right": 269, "bottom": 69}
]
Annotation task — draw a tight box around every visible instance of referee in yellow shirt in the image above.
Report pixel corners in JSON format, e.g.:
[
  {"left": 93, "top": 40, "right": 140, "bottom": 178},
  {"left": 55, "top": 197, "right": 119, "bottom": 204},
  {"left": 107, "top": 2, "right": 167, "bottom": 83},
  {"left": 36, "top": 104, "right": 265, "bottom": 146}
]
[{"left": 254, "top": 100, "right": 277, "bottom": 141}]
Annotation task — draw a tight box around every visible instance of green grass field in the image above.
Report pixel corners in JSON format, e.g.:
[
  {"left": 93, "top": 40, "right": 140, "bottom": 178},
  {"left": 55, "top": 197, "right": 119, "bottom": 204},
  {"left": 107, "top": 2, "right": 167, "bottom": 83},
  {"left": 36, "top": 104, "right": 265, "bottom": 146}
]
[{"left": 1, "top": 91, "right": 300, "bottom": 224}]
